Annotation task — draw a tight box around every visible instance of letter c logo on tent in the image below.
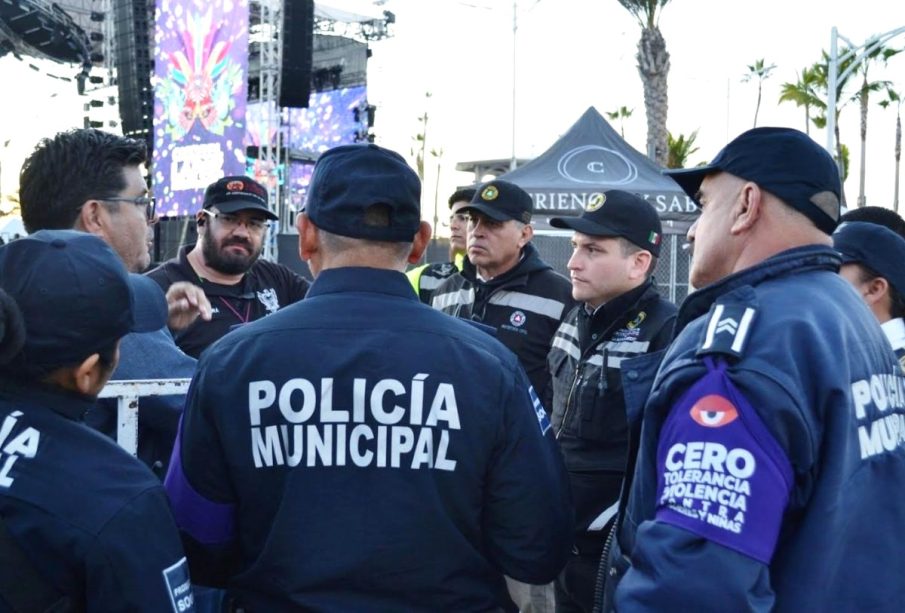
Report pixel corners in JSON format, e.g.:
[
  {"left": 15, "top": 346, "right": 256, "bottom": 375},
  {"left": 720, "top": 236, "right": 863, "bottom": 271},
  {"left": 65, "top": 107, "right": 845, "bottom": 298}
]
[{"left": 689, "top": 394, "right": 738, "bottom": 428}]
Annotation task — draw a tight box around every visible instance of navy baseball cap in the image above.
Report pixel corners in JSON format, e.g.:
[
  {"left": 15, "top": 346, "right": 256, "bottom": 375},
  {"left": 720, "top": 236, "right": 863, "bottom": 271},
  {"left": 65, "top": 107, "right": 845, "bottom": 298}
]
[
  {"left": 461, "top": 180, "right": 533, "bottom": 224},
  {"left": 305, "top": 144, "right": 422, "bottom": 242},
  {"left": 549, "top": 190, "right": 662, "bottom": 257},
  {"left": 0, "top": 230, "right": 167, "bottom": 371},
  {"left": 665, "top": 127, "right": 842, "bottom": 234},
  {"left": 204, "top": 176, "right": 278, "bottom": 220},
  {"left": 833, "top": 221, "right": 905, "bottom": 297}
]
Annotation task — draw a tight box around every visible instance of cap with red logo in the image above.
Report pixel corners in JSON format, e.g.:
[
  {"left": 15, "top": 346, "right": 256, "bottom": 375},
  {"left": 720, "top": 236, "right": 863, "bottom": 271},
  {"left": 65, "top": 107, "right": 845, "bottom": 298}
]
[{"left": 203, "top": 176, "right": 278, "bottom": 220}]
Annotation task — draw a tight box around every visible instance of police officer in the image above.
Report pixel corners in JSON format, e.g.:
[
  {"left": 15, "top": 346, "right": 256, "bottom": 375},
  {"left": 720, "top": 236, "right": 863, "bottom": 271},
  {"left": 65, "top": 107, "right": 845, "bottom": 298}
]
[
  {"left": 0, "top": 230, "right": 193, "bottom": 611},
  {"left": 834, "top": 221, "right": 905, "bottom": 372},
  {"left": 546, "top": 190, "right": 676, "bottom": 612},
  {"left": 165, "top": 144, "right": 572, "bottom": 611},
  {"left": 840, "top": 205, "right": 905, "bottom": 237},
  {"left": 406, "top": 187, "right": 474, "bottom": 304},
  {"left": 605, "top": 128, "right": 905, "bottom": 610},
  {"left": 431, "top": 180, "right": 575, "bottom": 411},
  {"left": 147, "top": 176, "right": 310, "bottom": 358}
]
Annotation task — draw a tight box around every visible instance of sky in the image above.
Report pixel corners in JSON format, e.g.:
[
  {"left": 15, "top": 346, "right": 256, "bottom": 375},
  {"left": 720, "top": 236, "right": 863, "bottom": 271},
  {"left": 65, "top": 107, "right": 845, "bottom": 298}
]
[
  {"left": 1, "top": 0, "right": 904, "bottom": 233},
  {"left": 366, "top": 0, "right": 905, "bottom": 231}
]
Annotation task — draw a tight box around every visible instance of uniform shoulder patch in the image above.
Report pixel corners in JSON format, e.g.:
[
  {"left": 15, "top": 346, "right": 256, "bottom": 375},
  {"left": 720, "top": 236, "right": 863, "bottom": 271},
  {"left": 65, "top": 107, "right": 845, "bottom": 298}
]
[
  {"left": 528, "top": 385, "right": 551, "bottom": 436},
  {"left": 162, "top": 557, "right": 194, "bottom": 612},
  {"left": 697, "top": 303, "right": 757, "bottom": 360}
]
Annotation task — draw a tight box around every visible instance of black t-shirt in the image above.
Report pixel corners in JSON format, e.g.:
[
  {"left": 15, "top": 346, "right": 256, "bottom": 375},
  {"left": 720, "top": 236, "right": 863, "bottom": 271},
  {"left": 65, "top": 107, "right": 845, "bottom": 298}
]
[{"left": 146, "top": 245, "right": 310, "bottom": 358}]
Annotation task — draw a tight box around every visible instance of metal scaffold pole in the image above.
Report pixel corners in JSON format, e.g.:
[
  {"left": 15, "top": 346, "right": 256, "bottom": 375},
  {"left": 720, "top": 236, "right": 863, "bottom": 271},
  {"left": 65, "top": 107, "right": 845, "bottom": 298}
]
[{"left": 258, "top": 0, "right": 283, "bottom": 257}]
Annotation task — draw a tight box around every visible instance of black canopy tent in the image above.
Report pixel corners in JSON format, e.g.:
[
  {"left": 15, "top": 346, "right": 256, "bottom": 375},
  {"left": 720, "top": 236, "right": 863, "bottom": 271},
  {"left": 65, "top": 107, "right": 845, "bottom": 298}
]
[
  {"left": 499, "top": 107, "right": 698, "bottom": 232},
  {"left": 495, "top": 107, "right": 696, "bottom": 303}
]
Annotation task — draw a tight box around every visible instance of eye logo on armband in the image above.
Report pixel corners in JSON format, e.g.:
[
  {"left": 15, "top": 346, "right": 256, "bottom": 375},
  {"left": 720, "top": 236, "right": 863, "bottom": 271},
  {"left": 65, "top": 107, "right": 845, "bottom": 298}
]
[{"left": 690, "top": 394, "right": 739, "bottom": 428}]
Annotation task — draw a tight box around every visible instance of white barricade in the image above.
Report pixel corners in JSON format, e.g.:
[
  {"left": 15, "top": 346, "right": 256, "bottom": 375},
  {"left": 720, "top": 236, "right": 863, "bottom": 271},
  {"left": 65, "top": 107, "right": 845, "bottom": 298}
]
[{"left": 98, "top": 379, "right": 192, "bottom": 456}]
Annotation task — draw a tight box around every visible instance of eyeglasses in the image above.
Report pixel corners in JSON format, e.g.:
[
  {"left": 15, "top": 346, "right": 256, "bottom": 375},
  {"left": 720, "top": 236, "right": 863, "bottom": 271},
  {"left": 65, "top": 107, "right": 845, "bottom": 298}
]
[
  {"left": 201, "top": 209, "right": 269, "bottom": 232},
  {"left": 97, "top": 195, "right": 157, "bottom": 222}
]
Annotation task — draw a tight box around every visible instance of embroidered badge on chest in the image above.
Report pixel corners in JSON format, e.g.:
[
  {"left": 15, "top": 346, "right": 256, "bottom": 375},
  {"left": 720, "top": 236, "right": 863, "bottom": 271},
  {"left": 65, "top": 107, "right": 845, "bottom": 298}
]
[
  {"left": 257, "top": 288, "right": 280, "bottom": 314},
  {"left": 510, "top": 310, "right": 527, "bottom": 327}
]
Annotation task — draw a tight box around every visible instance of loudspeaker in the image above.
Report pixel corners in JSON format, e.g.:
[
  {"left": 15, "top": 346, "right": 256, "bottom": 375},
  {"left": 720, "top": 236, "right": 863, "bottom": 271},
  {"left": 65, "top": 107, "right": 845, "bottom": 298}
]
[
  {"left": 279, "top": 0, "right": 314, "bottom": 108},
  {"left": 113, "top": 0, "right": 153, "bottom": 146}
]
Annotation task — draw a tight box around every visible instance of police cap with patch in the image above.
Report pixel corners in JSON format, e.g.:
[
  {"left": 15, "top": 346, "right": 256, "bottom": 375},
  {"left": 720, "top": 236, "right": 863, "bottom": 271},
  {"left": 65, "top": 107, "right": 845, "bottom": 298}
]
[
  {"left": 549, "top": 189, "right": 662, "bottom": 257},
  {"left": 833, "top": 220, "right": 905, "bottom": 297},
  {"left": 204, "top": 175, "right": 278, "bottom": 220},
  {"left": 0, "top": 230, "right": 167, "bottom": 372},
  {"left": 665, "top": 127, "right": 842, "bottom": 235},
  {"left": 461, "top": 180, "right": 533, "bottom": 224},
  {"left": 305, "top": 143, "right": 422, "bottom": 242}
]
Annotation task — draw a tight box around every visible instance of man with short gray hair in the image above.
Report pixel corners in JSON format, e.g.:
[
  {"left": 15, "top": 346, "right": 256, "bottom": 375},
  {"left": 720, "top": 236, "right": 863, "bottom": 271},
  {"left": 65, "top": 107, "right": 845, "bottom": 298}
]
[{"left": 432, "top": 180, "right": 574, "bottom": 412}]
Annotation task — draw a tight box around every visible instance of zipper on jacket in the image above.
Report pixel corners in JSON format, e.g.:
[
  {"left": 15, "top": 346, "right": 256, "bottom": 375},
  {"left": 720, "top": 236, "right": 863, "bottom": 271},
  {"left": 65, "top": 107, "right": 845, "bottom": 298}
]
[{"left": 556, "top": 369, "right": 583, "bottom": 439}]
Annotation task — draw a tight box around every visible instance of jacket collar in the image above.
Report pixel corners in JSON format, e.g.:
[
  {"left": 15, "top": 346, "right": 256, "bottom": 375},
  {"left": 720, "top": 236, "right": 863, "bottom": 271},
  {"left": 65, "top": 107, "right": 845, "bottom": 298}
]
[
  {"left": 675, "top": 244, "right": 841, "bottom": 334},
  {"left": 0, "top": 377, "right": 97, "bottom": 421},
  {"left": 307, "top": 267, "right": 420, "bottom": 302},
  {"left": 581, "top": 280, "right": 656, "bottom": 337}
]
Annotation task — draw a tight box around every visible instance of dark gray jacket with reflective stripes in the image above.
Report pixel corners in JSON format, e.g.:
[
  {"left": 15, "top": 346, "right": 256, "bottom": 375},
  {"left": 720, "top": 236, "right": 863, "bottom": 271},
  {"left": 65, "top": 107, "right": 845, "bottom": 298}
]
[
  {"left": 547, "top": 281, "right": 675, "bottom": 546},
  {"left": 432, "top": 243, "right": 574, "bottom": 412}
]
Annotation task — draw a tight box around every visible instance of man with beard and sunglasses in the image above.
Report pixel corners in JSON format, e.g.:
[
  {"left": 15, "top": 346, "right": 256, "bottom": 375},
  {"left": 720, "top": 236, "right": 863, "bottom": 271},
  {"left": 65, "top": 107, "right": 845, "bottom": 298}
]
[{"left": 148, "top": 176, "right": 310, "bottom": 358}]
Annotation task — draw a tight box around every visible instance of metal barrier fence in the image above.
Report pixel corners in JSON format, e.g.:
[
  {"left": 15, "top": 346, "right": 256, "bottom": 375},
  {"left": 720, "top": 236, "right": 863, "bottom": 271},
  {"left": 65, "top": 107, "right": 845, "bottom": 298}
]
[{"left": 98, "top": 379, "right": 191, "bottom": 455}]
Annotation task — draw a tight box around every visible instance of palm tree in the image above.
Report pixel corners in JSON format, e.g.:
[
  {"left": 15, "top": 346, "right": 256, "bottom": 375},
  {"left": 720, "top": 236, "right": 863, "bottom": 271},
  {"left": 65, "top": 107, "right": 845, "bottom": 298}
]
[
  {"left": 666, "top": 130, "right": 699, "bottom": 169},
  {"left": 778, "top": 66, "right": 822, "bottom": 135},
  {"left": 809, "top": 50, "right": 859, "bottom": 197},
  {"left": 606, "top": 106, "right": 634, "bottom": 138},
  {"left": 852, "top": 39, "right": 900, "bottom": 207},
  {"left": 742, "top": 59, "right": 776, "bottom": 127},
  {"left": 410, "top": 92, "right": 432, "bottom": 182},
  {"left": 616, "top": 0, "right": 673, "bottom": 167},
  {"left": 879, "top": 89, "right": 902, "bottom": 213}
]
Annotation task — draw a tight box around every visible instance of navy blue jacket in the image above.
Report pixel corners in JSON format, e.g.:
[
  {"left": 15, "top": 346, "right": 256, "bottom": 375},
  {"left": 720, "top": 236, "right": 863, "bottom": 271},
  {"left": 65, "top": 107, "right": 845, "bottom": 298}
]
[
  {"left": 0, "top": 380, "right": 193, "bottom": 612},
  {"left": 165, "top": 267, "right": 573, "bottom": 612},
  {"left": 608, "top": 246, "right": 905, "bottom": 611}
]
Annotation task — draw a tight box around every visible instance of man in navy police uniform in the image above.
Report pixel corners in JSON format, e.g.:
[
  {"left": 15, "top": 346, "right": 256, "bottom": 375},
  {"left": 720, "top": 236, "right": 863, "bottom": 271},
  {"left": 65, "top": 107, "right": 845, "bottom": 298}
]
[
  {"left": 833, "top": 221, "right": 905, "bottom": 373},
  {"left": 165, "top": 143, "right": 572, "bottom": 611},
  {"left": 604, "top": 127, "right": 905, "bottom": 611},
  {"left": 0, "top": 231, "right": 193, "bottom": 612}
]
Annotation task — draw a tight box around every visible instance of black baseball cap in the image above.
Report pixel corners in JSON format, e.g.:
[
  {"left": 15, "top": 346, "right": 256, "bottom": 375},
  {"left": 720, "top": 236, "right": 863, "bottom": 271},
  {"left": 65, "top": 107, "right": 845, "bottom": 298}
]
[
  {"left": 833, "top": 221, "right": 905, "bottom": 297},
  {"left": 461, "top": 180, "right": 533, "bottom": 224},
  {"left": 665, "top": 127, "right": 841, "bottom": 234},
  {"left": 203, "top": 176, "right": 278, "bottom": 220},
  {"left": 549, "top": 190, "right": 662, "bottom": 257},
  {"left": 0, "top": 230, "right": 167, "bottom": 371},
  {"left": 305, "top": 144, "right": 422, "bottom": 242}
]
